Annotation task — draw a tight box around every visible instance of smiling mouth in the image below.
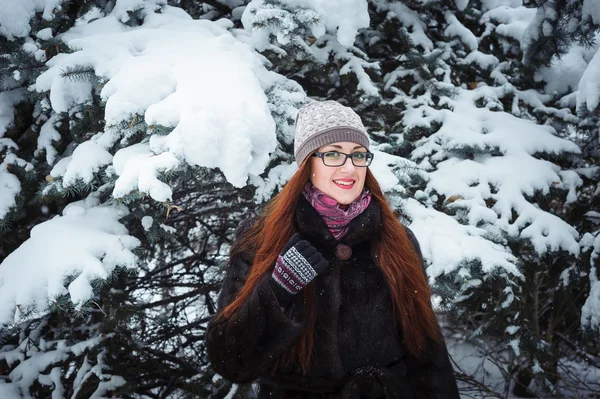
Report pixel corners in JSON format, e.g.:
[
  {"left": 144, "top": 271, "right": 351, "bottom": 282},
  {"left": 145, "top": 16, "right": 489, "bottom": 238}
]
[{"left": 333, "top": 179, "right": 355, "bottom": 189}]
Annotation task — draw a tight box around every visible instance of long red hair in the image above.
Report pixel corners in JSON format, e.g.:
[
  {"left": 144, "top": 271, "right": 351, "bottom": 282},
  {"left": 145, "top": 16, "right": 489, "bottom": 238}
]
[{"left": 217, "top": 158, "right": 441, "bottom": 374}]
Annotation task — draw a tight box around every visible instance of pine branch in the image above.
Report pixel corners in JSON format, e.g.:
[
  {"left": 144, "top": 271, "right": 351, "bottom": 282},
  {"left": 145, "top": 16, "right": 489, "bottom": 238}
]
[
  {"left": 136, "top": 284, "right": 220, "bottom": 310},
  {"left": 60, "top": 65, "right": 97, "bottom": 83},
  {"left": 200, "top": 0, "right": 232, "bottom": 14}
]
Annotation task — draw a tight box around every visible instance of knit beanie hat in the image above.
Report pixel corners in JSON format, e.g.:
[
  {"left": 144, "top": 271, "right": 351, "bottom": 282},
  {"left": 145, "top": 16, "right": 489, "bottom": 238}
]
[{"left": 294, "top": 100, "right": 370, "bottom": 165}]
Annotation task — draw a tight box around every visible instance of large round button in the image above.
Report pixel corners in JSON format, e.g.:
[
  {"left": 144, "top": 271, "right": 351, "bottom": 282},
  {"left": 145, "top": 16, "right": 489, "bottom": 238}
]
[{"left": 335, "top": 244, "right": 352, "bottom": 260}]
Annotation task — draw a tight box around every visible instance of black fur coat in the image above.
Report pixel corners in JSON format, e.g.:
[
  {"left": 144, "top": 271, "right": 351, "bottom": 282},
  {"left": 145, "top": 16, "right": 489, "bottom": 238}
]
[{"left": 206, "top": 197, "right": 460, "bottom": 399}]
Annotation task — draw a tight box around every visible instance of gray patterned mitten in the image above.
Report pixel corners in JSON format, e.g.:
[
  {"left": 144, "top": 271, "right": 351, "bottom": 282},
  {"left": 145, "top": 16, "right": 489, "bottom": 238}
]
[{"left": 270, "top": 233, "right": 329, "bottom": 306}]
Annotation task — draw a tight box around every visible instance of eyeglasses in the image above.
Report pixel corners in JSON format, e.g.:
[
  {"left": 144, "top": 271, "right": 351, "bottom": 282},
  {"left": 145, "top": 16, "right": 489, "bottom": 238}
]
[{"left": 312, "top": 151, "right": 374, "bottom": 167}]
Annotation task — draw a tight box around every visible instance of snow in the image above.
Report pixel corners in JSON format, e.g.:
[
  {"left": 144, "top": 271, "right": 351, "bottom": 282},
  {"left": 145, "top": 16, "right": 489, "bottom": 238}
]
[
  {"left": 302, "top": 35, "right": 379, "bottom": 97},
  {"left": 37, "top": 114, "right": 61, "bottom": 165},
  {"left": 60, "top": 139, "right": 113, "bottom": 186},
  {"left": 160, "top": 223, "right": 176, "bottom": 234},
  {"left": 410, "top": 88, "right": 580, "bottom": 158},
  {"left": 338, "top": 56, "right": 380, "bottom": 97},
  {"left": 36, "top": 54, "right": 94, "bottom": 114},
  {"left": 49, "top": 156, "right": 70, "bottom": 179},
  {"left": 141, "top": 216, "right": 153, "bottom": 231},
  {"left": 372, "top": 0, "right": 433, "bottom": 51},
  {"left": 577, "top": 47, "right": 600, "bottom": 112},
  {"left": 535, "top": 39, "right": 598, "bottom": 96},
  {"left": 101, "top": 61, "right": 177, "bottom": 127},
  {"left": 36, "top": 27, "right": 53, "bottom": 39},
  {"left": 251, "top": 162, "right": 298, "bottom": 203},
  {"left": 0, "top": 335, "right": 107, "bottom": 398},
  {"left": 430, "top": 156, "right": 580, "bottom": 255},
  {"left": 582, "top": 0, "right": 600, "bottom": 25},
  {"left": 112, "top": 0, "right": 164, "bottom": 24},
  {"left": 581, "top": 233, "right": 600, "bottom": 332},
  {"left": 112, "top": 143, "right": 178, "bottom": 201},
  {"left": 369, "top": 149, "right": 403, "bottom": 191},
  {"left": 145, "top": 56, "right": 276, "bottom": 187},
  {"left": 0, "top": 382, "right": 20, "bottom": 398},
  {"left": 405, "top": 198, "right": 520, "bottom": 281},
  {"left": 509, "top": 339, "right": 520, "bottom": 356},
  {"left": 521, "top": 5, "right": 545, "bottom": 50},
  {"left": 0, "top": 0, "right": 64, "bottom": 39},
  {"left": 481, "top": 0, "right": 523, "bottom": 9},
  {"left": 72, "top": 356, "right": 92, "bottom": 395},
  {"left": 461, "top": 50, "right": 499, "bottom": 70},
  {"left": 0, "top": 156, "right": 23, "bottom": 221},
  {"left": 454, "top": 0, "right": 469, "bottom": 11},
  {"left": 1, "top": 87, "right": 29, "bottom": 219},
  {"left": 408, "top": 87, "right": 581, "bottom": 256},
  {"left": 223, "top": 383, "right": 239, "bottom": 399},
  {"left": 445, "top": 11, "right": 478, "bottom": 51},
  {"left": 0, "top": 195, "right": 140, "bottom": 325},
  {"left": 242, "top": 0, "right": 369, "bottom": 49},
  {"left": 482, "top": 4, "right": 536, "bottom": 42},
  {"left": 0, "top": 162, "right": 21, "bottom": 220},
  {"left": 74, "top": 6, "right": 105, "bottom": 27},
  {"left": 308, "top": 0, "right": 369, "bottom": 46},
  {"left": 34, "top": 7, "right": 279, "bottom": 197},
  {"left": 0, "top": 0, "right": 36, "bottom": 39},
  {"left": 449, "top": 333, "right": 600, "bottom": 398},
  {"left": 0, "top": 89, "right": 25, "bottom": 138},
  {"left": 557, "top": 170, "right": 583, "bottom": 204},
  {"left": 0, "top": 139, "right": 17, "bottom": 152},
  {"left": 89, "top": 375, "right": 127, "bottom": 399}
]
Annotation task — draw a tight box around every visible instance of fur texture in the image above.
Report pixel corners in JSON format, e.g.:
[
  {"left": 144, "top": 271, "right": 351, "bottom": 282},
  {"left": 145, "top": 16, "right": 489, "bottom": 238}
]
[{"left": 206, "top": 197, "right": 460, "bottom": 398}]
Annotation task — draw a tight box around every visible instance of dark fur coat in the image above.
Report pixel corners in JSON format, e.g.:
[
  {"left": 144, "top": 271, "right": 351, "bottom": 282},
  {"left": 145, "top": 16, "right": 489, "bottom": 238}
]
[{"left": 206, "top": 197, "right": 460, "bottom": 399}]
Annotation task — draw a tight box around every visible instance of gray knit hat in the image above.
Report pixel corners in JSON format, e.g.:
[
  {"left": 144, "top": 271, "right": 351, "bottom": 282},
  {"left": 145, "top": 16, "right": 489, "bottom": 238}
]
[{"left": 294, "top": 100, "right": 370, "bottom": 165}]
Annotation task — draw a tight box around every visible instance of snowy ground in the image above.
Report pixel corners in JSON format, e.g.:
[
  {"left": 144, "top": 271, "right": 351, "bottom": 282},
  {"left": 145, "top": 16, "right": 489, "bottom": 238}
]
[{"left": 446, "top": 332, "right": 600, "bottom": 399}]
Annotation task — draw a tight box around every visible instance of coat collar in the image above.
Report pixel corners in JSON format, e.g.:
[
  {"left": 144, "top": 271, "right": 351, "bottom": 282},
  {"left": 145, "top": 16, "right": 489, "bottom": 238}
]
[{"left": 294, "top": 195, "right": 382, "bottom": 248}]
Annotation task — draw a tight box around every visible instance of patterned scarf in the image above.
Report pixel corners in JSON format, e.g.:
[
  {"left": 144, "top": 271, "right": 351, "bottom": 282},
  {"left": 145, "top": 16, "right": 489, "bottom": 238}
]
[{"left": 302, "top": 183, "right": 372, "bottom": 240}]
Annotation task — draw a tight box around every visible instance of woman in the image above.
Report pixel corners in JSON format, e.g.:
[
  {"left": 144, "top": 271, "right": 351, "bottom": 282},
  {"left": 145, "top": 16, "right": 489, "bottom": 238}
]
[{"left": 206, "top": 100, "right": 460, "bottom": 398}]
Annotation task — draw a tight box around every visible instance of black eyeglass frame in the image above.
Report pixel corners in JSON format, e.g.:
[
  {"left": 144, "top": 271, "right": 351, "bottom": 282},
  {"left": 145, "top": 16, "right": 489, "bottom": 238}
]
[{"left": 312, "top": 151, "right": 374, "bottom": 167}]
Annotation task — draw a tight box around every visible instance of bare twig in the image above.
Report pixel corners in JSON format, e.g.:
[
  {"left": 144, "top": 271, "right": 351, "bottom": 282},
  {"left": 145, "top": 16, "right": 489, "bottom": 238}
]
[
  {"left": 555, "top": 332, "right": 600, "bottom": 368},
  {"left": 450, "top": 355, "right": 504, "bottom": 398}
]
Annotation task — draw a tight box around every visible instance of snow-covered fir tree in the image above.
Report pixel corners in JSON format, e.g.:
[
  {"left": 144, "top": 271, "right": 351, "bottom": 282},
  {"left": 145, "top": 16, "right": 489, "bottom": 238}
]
[
  {"left": 0, "top": 0, "right": 299, "bottom": 397},
  {"left": 520, "top": 0, "right": 600, "bottom": 343},
  {"left": 1, "top": 0, "right": 600, "bottom": 398},
  {"left": 243, "top": 0, "right": 600, "bottom": 396}
]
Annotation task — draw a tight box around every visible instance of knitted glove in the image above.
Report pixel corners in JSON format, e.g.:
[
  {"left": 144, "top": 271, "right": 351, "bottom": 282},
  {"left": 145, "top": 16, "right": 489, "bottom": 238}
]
[{"left": 270, "top": 233, "right": 329, "bottom": 307}]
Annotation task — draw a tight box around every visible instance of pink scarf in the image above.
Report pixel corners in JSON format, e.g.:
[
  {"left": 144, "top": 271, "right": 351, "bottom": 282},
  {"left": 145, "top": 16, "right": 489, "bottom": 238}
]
[{"left": 302, "top": 183, "right": 372, "bottom": 240}]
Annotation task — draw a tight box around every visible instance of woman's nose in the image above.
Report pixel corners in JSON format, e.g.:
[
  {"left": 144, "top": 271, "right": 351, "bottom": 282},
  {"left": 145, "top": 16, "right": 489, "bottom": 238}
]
[{"left": 340, "top": 156, "right": 356, "bottom": 172}]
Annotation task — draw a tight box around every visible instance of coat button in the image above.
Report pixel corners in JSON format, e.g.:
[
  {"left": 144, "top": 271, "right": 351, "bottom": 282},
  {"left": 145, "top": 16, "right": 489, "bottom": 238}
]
[{"left": 335, "top": 244, "right": 352, "bottom": 260}]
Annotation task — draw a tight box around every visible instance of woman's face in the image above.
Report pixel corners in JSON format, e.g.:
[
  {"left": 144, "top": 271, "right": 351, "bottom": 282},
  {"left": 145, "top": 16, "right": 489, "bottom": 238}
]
[{"left": 309, "top": 141, "right": 368, "bottom": 205}]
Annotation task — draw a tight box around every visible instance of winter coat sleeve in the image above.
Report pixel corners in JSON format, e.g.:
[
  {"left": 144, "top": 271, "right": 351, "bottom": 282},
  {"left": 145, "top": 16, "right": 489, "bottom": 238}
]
[
  {"left": 205, "top": 217, "right": 307, "bottom": 383},
  {"left": 404, "top": 227, "right": 461, "bottom": 399}
]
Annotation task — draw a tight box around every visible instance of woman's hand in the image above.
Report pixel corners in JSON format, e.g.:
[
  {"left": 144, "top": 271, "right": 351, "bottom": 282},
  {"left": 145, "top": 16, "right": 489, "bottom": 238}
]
[{"left": 270, "top": 233, "right": 329, "bottom": 305}]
